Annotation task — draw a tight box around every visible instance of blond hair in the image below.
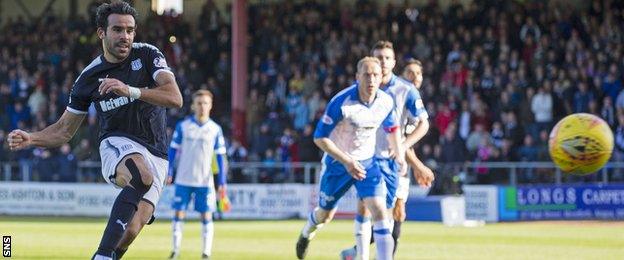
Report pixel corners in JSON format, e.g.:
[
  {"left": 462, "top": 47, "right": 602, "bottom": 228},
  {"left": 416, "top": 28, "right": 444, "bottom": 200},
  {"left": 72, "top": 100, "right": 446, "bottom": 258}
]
[{"left": 357, "top": 56, "right": 381, "bottom": 72}]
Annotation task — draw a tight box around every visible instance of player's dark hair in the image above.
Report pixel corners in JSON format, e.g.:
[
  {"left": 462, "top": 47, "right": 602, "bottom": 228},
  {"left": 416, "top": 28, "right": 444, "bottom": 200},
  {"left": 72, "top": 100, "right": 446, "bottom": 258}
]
[
  {"left": 96, "top": 1, "right": 138, "bottom": 30},
  {"left": 371, "top": 40, "right": 394, "bottom": 54},
  {"left": 405, "top": 58, "right": 423, "bottom": 69}
]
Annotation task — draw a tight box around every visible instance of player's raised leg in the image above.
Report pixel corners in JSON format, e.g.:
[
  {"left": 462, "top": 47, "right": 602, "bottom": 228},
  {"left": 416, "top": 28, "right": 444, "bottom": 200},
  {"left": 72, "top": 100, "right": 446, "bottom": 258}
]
[
  {"left": 297, "top": 155, "right": 359, "bottom": 259},
  {"left": 94, "top": 154, "right": 153, "bottom": 259},
  {"left": 114, "top": 200, "right": 155, "bottom": 259},
  {"left": 297, "top": 207, "right": 337, "bottom": 258}
]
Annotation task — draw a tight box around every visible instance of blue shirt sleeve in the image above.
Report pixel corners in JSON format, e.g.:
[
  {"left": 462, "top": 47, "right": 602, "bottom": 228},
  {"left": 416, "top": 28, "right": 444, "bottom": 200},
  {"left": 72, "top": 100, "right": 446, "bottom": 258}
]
[
  {"left": 405, "top": 88, "right": 428, "bottom": 119},
  {"left": 170, "top": 121, "right": 183, "bottom": 148},
  {"left": 214, "top": 126, "right": 227, "bottom": 154},
  {"left": 216, "top": 153, "right": 227, "bottom": 186},
  {"left": 313, "top": 96, "right": 344, "bottom": 138},
  {"left": 382, "top": 108, "right": 399, "bottom": 133},
  {"left": 167, "top": 147, "right": 178, "bottom": 177}
]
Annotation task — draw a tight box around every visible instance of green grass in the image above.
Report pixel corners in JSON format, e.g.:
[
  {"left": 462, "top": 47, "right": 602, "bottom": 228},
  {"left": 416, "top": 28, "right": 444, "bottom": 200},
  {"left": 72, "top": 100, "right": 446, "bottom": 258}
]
[{"left": 1, "top": 216, "right": 623, "bottom": 259}]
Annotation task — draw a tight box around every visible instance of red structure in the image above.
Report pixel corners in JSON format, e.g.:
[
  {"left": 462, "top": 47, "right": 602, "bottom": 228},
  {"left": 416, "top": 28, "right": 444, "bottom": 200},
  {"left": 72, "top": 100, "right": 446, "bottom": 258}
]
[{"left": 231, "top": 0, "right": 248, "bottom": 145}]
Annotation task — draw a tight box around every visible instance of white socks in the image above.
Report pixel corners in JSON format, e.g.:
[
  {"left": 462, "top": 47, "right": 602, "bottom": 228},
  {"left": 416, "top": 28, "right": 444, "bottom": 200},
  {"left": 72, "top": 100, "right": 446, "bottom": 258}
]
[
  {"left": 202, "top": 220, "right": 214, "bottom": 256},
  {"left": 301, "top": 211, "right": 324, "bottom": 239},
  {"left": 373, "top": 220, "right": 394, "bottom": 260},
  {"left": 355, "top": 214, "right": 372, "bottom": 260},
  {"left": 172, "top": 219, "right": 183, "bottom": 253}
]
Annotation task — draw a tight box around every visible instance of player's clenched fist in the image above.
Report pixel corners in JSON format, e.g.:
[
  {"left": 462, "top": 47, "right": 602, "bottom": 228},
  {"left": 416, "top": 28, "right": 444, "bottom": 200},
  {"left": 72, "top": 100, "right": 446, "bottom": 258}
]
[
  {"left": 7, "top": 129, "right": 32, "bottom": 151},
  {"left": 413, "top": 163, "right": 434, "bottom": 188}
]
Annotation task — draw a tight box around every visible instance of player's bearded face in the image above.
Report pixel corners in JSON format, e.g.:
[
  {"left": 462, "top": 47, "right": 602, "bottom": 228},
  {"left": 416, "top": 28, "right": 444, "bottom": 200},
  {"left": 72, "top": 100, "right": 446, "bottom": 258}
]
[
  {"left": 405, "top": 65, "right": 423, "bottom": 88},
  {"left": 99, "top": 14, "right": 136, "bottom": 62},
  {"left": 373, "top": 48, "right": 396, "bottom": 77}
]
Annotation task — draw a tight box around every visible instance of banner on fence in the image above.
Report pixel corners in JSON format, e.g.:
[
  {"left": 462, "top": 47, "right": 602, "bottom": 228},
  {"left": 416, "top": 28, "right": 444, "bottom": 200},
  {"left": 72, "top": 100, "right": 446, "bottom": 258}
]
[
  {"left": 0, "top": 182, "right": 317, "bottom": 219},
  {"left": 0, "top": 182, "right": 118, "bottom": 216},
  {"left": 463, "top": 185, "right": 499, "bottom": 222},
  {"left": 499, "top": 184, "right": 624, "bottom": 220}
]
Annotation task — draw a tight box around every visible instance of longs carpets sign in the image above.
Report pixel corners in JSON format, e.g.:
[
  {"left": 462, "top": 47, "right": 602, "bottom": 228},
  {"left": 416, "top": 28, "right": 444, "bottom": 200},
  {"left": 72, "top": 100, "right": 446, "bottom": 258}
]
[{"left": 499, "top": 184, "right": 624, "bottom": 220}]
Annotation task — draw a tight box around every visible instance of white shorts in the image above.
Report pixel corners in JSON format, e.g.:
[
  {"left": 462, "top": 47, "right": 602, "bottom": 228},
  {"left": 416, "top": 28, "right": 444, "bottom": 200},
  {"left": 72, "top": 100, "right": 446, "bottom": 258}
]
[
  {"left": 395, "top": 175, "right": 411, "bottom": 201},
  {"left": 100, "top": 136, "right": 168, "bottom": 206}
]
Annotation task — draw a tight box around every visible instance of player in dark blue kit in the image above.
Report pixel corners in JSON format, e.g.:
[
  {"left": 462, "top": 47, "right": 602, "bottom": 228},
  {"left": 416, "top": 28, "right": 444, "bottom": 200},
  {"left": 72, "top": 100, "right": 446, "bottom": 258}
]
[{"left": 7, "top": 1, "right": 182, "bottom": 259}]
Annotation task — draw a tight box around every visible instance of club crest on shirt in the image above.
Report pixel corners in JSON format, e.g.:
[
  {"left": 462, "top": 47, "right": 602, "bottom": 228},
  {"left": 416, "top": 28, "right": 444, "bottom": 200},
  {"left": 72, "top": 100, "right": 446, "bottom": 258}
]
[
  {"left": 321, "top": 114, "right": 333, "bottom": 125},
  {"left": 153, "top": 57, "right": 168, "bottom": 68},
  {"left": 131, "top": 59, "right": 142, "bottom": 71}
]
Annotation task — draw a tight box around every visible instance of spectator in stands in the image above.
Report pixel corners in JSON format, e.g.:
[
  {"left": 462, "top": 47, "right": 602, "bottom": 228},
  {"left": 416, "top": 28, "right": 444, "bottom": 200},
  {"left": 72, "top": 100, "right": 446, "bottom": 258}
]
[
  {"left": 457, "top": 100, "right": 471, "bottom": 140},
  {"left": 613, "top": 113, "right": 624, "bottom": 180},
  {"left": 573, "top": 82, "right": 594, "bottom": 113},
  {"left": 297, "top": 124, "right": 319, "bottom": 162},
  {"left": 491, "top": 121, "right": 505, "bottom": 149},
  {"left": 434, "top": 103, "right": 456, "bottom": 135},
  {"left": 0, "top": 130, "right": 9, "bottom": 162},
  {"left": 250, "top": 123, "right": 273, "bottom": 161},
  {"left": 601, "top": 96, "right": 616, "bottom": 128},
  {"left": 9, "top": 102, "right": 31, "bottom": 130},
  {"left": 228, "top": 139, "right": 248, "bottom": 163},
  {"left": 56, "top": 143, "right": 77, "bottom": 182},
  {"left": 532, "top": 83, "right": 553, "bottom": 135},
  {"left": 518, "top": 134, "right": 539, "bottom": 162},
  {"left": 503, "top": 111, "right": 524, "bottom": 148},
  {"left": 439, "top": 123, "right": 465, "bottom": 163},
  {"left": 4, "top": 0, "right": 624, "bottom": 186},
  {"left": 615, "top": 89, "right": 624, "bottom": 115},
  {"left": 602, "top": 64, "right": 622, "bottom": 103},
  {"left": 466, "top": 123, "right": 491, "bottom": 153}
]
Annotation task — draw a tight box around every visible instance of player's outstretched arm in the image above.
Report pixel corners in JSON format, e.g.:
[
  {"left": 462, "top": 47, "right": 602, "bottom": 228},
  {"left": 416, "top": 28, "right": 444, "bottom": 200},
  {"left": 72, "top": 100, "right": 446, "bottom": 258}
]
[
  {"left": 403, "top": 118, "right": 429, "bottom": 149},
  {"left": 98, "top": 71, "right": 183, "bottom": 108},
  {"left": 7, "top": 110, "right": 85, "bottom": 150},
  {"left": 405, "top": 148, "right": 434, "bottom": 188},
  {"left": 314, "top": 137, "right": 366, "bottom": 180}
]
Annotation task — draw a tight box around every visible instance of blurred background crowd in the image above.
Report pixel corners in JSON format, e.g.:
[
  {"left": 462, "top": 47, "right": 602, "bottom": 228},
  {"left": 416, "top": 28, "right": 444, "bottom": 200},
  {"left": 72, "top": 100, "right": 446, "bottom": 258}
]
[{"left": 1, "top": 0, "right": 624, "bottom": 184}]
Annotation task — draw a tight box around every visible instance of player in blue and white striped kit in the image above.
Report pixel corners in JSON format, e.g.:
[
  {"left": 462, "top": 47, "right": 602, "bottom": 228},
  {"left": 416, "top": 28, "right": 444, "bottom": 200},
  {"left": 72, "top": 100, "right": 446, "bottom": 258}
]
[
  {"left": 167, "top": 90, "right": 227, "bottom": 260},
  {"left": 296, "top": 57, "right": 407, "bottom": 260},
  {"left": 342, "top": 42, "right": 434, "bottom": 260}
]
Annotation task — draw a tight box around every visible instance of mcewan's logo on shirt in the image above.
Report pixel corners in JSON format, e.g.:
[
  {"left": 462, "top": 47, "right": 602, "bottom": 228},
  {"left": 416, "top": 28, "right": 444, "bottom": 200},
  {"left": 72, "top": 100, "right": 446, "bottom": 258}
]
[{"left": 99, "top": 96, "right": 137, "bottom": 112}]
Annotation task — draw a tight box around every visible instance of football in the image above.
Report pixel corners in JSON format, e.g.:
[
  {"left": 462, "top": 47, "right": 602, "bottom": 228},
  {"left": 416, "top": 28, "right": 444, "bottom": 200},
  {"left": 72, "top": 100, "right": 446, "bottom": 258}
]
[{"left": 548, "top": 113, "right": 614, "bottom": 175}]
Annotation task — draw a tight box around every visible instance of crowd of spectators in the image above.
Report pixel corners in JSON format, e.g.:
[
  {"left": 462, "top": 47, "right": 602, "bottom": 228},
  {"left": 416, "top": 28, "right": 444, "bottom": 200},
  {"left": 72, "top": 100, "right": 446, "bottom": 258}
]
[{"left": 2, "top": 0, "right": 624, "bottom": 184}]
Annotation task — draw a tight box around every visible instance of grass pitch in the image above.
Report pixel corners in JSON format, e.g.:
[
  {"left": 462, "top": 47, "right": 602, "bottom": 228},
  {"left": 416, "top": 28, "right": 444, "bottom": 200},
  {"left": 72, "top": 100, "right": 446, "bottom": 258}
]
[{"left": 1, "top": 216, "right": 623, "bottom": 259}]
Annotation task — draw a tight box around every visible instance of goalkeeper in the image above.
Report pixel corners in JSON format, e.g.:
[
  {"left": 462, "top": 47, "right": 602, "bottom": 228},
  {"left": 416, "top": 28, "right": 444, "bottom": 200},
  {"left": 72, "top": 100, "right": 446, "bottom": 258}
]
[{"left": 166, "top": 90, "right": 228, "bottom": 260}]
